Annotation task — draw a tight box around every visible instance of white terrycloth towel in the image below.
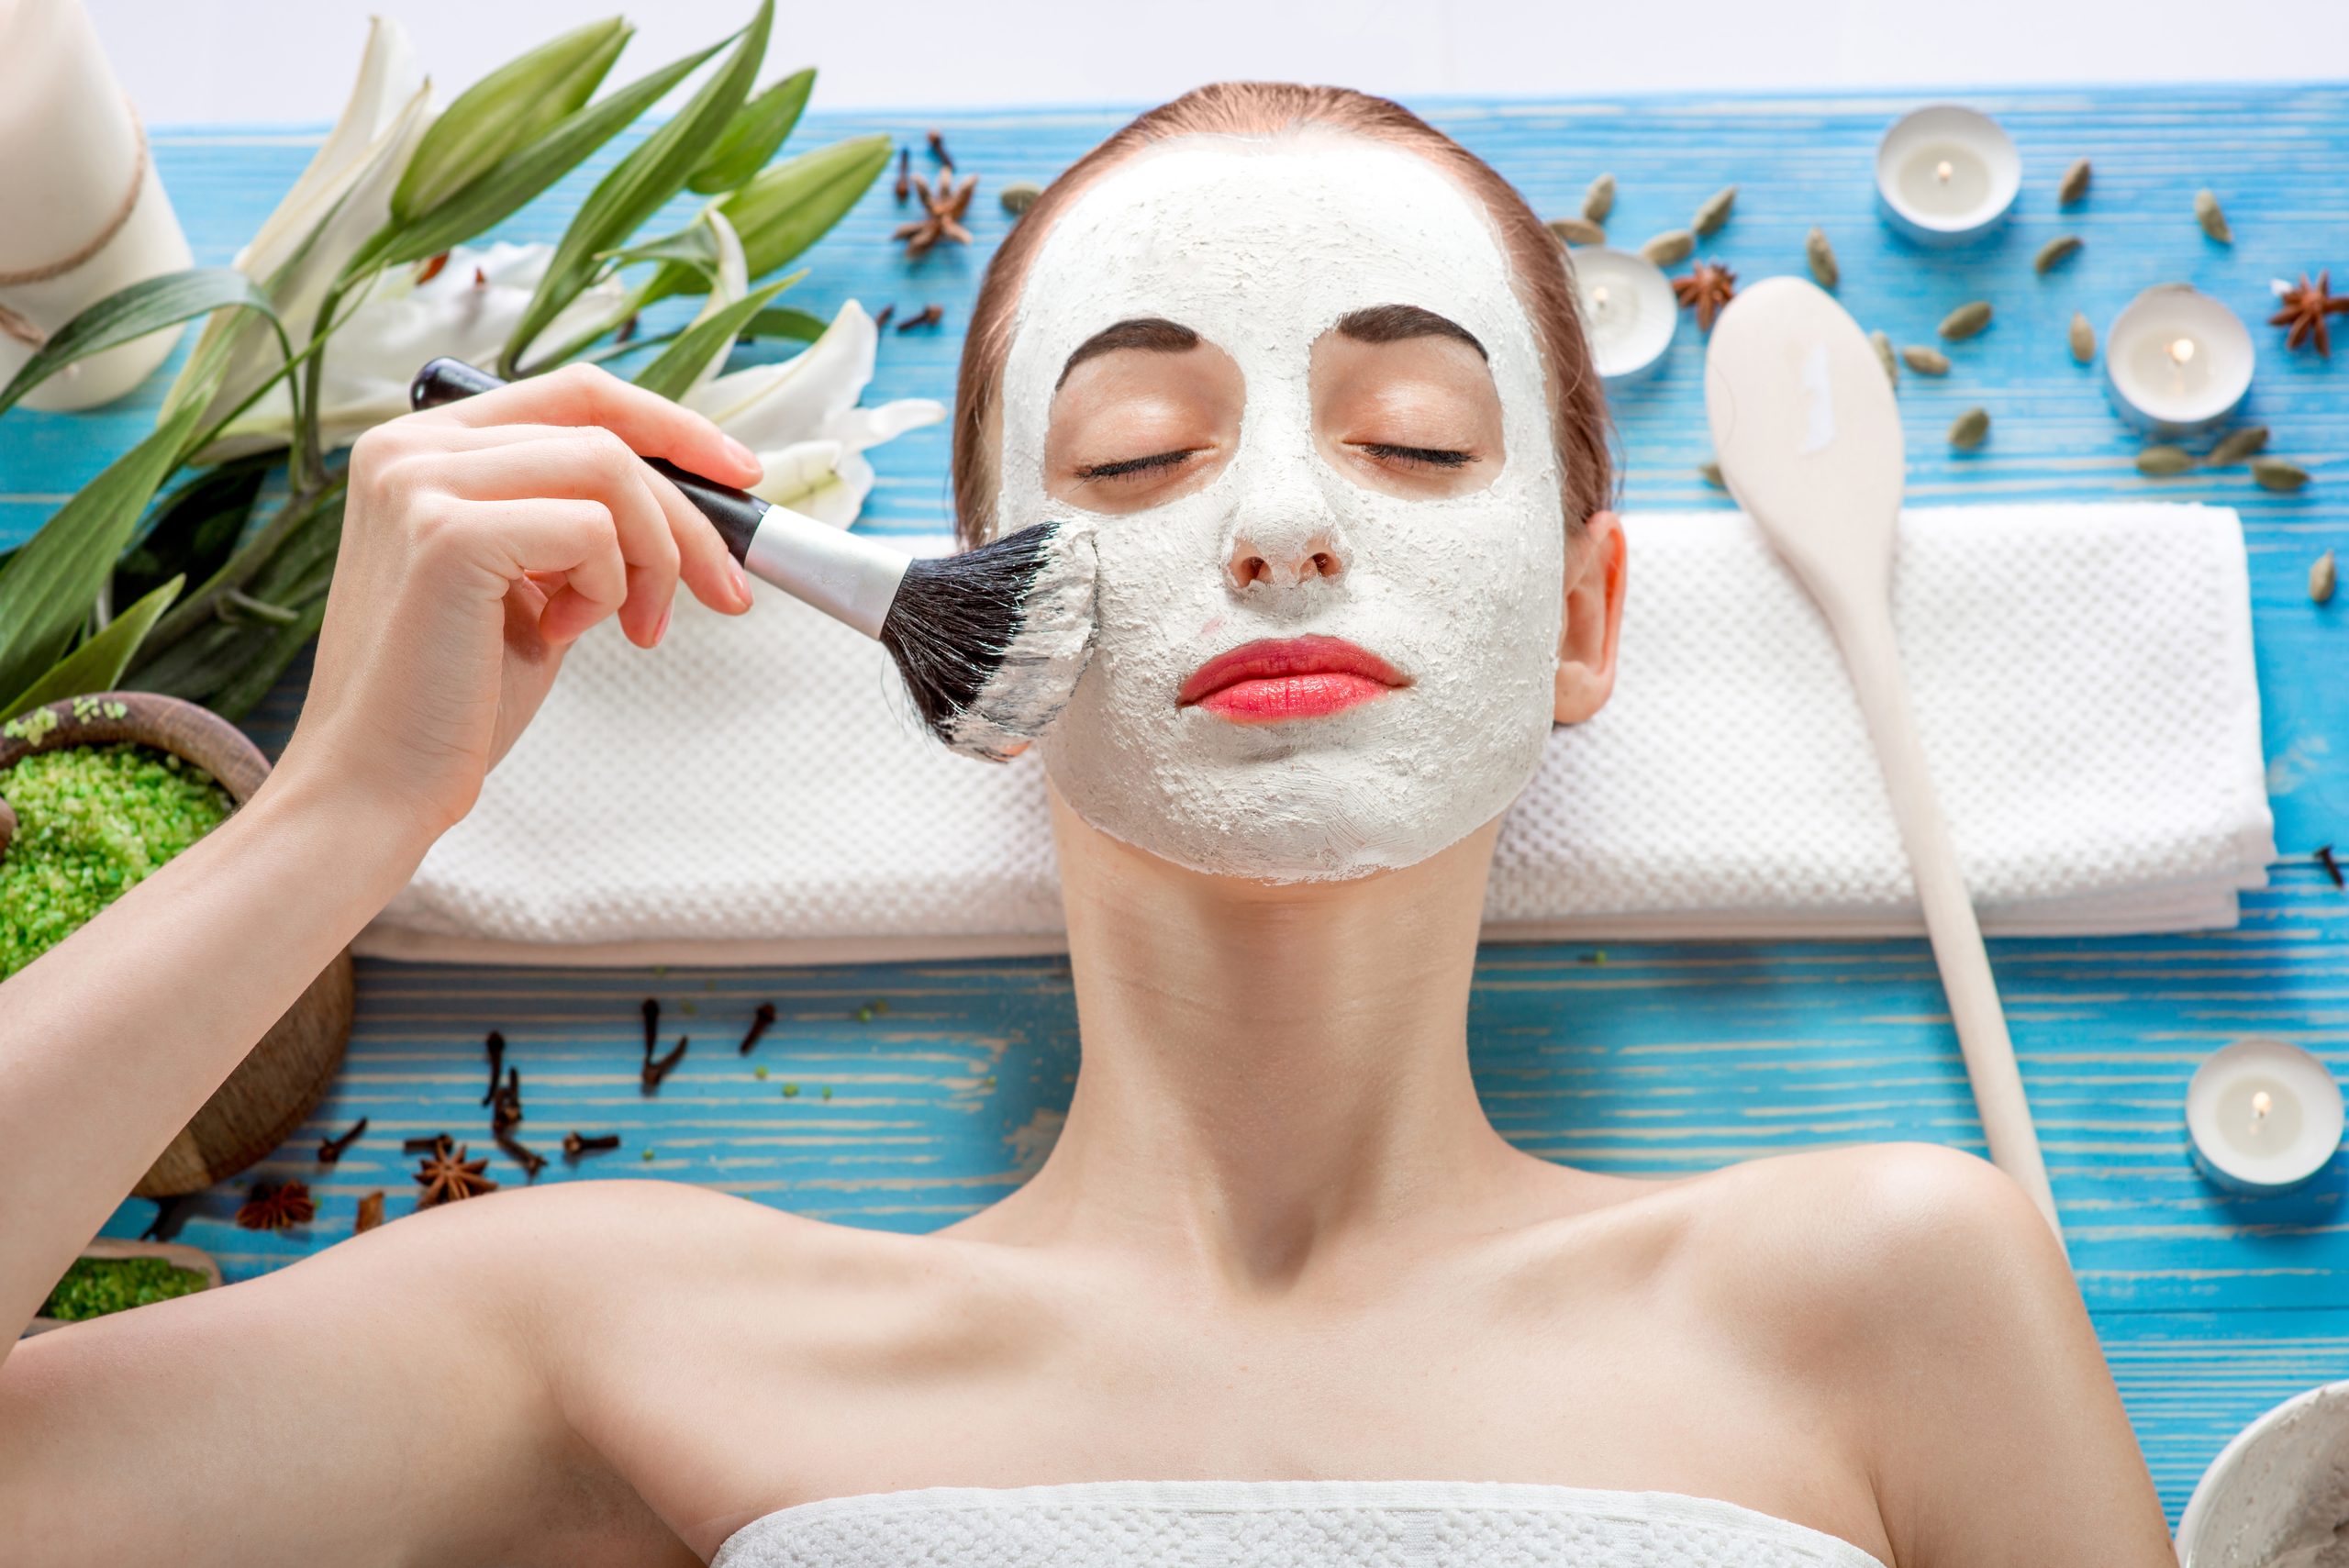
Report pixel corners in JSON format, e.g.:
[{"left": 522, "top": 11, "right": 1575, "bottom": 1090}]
[{"left": 362, "top": 503, "right": 2275, "bottom": 965}]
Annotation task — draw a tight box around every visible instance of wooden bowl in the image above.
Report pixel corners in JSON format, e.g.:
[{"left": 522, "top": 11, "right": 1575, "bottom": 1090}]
[
  {"left": 22, "top": 1238, "right": 225, "bottom": 1337},
  {"left": 0, "top": 692, "right": 354, "bottom": 1196}
]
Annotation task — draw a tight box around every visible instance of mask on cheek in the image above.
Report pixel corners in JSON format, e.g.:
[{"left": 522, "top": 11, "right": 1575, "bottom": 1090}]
[{"left": 1000, "top": 135, "right": 1569, "bottom": 883}]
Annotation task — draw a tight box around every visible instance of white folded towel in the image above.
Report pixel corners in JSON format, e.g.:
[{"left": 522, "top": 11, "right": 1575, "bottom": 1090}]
[{"left": 362, "top": 503, "right": 2275, "bottom": 965}]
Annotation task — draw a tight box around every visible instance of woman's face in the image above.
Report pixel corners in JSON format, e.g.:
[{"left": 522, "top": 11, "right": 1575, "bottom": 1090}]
[{"left": 999, "top": 129, "right": 1568, "bottom": 883}]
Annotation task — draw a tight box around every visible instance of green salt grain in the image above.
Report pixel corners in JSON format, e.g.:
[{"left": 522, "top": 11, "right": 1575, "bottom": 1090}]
[
  {"left": 41, "top": 1254, "right": 210, "bottom": 1321},
  {"left": 0, "top": 744, "right": 231, "bottom": 978}
]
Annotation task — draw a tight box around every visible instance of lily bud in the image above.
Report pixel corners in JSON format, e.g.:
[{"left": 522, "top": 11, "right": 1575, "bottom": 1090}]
[{"left": 392, "top": 17, "right": 632, "bottom": 225}]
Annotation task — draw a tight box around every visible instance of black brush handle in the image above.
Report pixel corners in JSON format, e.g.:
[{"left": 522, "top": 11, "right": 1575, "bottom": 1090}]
[{"left": 407, "top": 357, "right": 767, "bottom": 563}]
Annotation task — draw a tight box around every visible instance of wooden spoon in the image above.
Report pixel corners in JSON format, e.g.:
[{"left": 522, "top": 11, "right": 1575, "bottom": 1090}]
[{"left": 1703, "top": 276, "right": 2063, "bottom": 1247}]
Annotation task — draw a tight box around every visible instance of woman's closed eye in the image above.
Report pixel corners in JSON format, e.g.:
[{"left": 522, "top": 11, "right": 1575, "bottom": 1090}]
[
  {"left": 1353, "top": 441, "right": 1475, "bottom": 471},
  {"left": 1074, "top": 449, "right": 1202, "bottom": 484}
]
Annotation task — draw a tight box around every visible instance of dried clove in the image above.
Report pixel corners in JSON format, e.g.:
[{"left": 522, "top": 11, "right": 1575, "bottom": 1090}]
[
  {"left": 563, "top": 1129, "right": 622, "bottom": 1160},
  {"left": 893, "top": 145, "right": 910, "bottom": 203},
  {"left": 140, "top": 1193, "right": 195, "bottom": 1242},
  {"left": 494, "top": 1128, "right": 547, "bottom": 1181},
  {"left": 739, "top": 1001, "right": 778, "bottom": 1055},
  {"left": 642, "top": 1035, "right": 689, "bottom": 1094},
  {"left": 317, "top": 1116, "right": 369, "bottom": 1164},
  {"left": 490, "top": 1066, "right": 524, "bottom": 1134},
  {"left": 926, "top": 128, "right": 953, "bottom": 173},
  {"left": 873, "top": 303, "right": 895, "bottom": 331},
  {"left": 480, "top": 1029, "right": 506, "bottom": 1106},
  {"left": 2318, "top": 845, "right": 2344, "bottom": 889},
  {"left": 640, "top": 997, "right": 660, "bottom": 1060},
  {"left": 403, "top": 1132, "right": 452, "bottom": 1153},
  {"left": 896, "top": 304, "right": 945, "bottom": 332}
]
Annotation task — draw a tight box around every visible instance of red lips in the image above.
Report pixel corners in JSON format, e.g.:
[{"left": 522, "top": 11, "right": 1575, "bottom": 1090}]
[{"left": 1176, "top": 634, "right": 1408, "bottom": 724}]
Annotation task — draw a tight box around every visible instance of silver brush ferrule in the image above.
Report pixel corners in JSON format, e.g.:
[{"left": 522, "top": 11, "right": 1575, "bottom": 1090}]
[{"left": 741, "top": 505, "right": 914, "bottom": 639}]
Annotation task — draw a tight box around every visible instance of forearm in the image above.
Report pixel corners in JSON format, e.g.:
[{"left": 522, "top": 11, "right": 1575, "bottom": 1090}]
[{"left": 0, "top": 772, "right": 422, "bottom": 1344}]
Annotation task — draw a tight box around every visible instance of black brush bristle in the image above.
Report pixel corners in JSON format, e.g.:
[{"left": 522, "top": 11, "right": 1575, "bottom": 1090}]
[{"left": 879, "top": 522, "right": 1055, "bottom": 733}]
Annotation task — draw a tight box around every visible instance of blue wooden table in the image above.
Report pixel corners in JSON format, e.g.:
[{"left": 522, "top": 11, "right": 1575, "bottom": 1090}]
[{"left": 4, "top": 83, "right": 2346, "bottom": 1525}]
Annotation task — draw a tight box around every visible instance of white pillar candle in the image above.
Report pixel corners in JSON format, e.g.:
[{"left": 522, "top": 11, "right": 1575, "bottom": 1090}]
[
  {"left": 1875, "top": 105, "right": 2020, "bottom": 246},
  {"left": 2186, "top": 1038, "right": 2344, "bottom": 1195},
  {"left": 2104, "top": 283, "right": 2255, "bottom": 436},
  {"left": 1568, "top": 246, "right": 1676, "bottom": 384},
  {"left": 0, "top": 0, "right": 193, "bottom": 410}
]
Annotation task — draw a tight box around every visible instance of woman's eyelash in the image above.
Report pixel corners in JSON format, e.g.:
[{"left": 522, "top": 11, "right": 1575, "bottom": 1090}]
[
  {"left": 1074, "top": 450, "right": 1195, "bottom": 483},
  {"left": 1358, "top": 442, "right": 1474, "bottom": 469}
]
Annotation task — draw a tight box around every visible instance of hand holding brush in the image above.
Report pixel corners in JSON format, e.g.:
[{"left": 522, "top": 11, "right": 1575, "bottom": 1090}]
[{"left": 409, "top": 357, "right": 1097, "bottom": 761}]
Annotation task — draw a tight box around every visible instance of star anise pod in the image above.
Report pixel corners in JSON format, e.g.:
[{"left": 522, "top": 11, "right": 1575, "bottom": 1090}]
[
  {"left": 893, "top": 170, "right": 978, "bottom": 259},
  {"left": 1673, "top": 260, "right": 1738, "bottom": 333},
  {"left": 2269, "top": 271, "right": 2349, "bottom": 357},
  {"left": 236, "top": 1178, "right": 316, "bottom": 1230},
  {"left": 413, "top": 1135, "right": 499, "bottom": 1207}
]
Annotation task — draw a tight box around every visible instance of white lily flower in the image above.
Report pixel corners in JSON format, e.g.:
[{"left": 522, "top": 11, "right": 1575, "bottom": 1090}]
[
  {"left": 202, "top": 241, "right": 626, "bottom": 457},
  {"left": 674, "top": 207, "right": 750, "bottom": 400},
  {"left": 683, "top": 298, "right": 945, "bottom": 527},
  {"left": 167, "top": 15, "right": 435, "bottom": 439}
]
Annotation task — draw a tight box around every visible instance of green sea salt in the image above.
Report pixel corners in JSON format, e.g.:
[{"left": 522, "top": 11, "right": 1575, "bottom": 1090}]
[
  {"left": 41, "top": 1254, "right": 210, "bottom": 1321},
  {"left": 1, "top": 743, "right": 231, "bottom": 977}
]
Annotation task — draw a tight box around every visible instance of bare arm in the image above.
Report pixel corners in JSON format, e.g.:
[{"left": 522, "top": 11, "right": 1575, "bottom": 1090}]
[{"left": 0, "top": 364, "right": 760, "bottom": 1564}]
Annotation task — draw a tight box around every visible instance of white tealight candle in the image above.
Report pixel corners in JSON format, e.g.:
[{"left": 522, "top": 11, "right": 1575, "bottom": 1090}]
[
  {"left": 2186, "top": 1038, "right": 2344, "bottom": 1195},
  {"left": 2104, "top": 284, "right": 2255, "bottom": 436},
  {"left": 1568, "top": 246, "right": 1676, "bottom": 384},
  {"left": 1875, "top": 105, "right": 2021, "bottom": 246}
]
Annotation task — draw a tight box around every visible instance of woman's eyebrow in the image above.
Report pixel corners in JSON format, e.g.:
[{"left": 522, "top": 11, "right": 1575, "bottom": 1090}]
[
  {"left": 1056, "top": 317, "right": 1201, "bottom": 388},
  {"left": 1334, "top": 304, "right": 1487, "bottom": 361}
]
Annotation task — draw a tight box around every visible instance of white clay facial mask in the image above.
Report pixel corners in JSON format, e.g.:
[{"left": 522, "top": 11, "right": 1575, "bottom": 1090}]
[{"left": 1001, "top": 131, "right": 1568, "bottom": 882}]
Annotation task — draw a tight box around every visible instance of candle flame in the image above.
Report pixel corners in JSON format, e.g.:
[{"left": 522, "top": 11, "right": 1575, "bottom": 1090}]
[
  {"left": 2168, "top": 337, "right": 2198, "bottom": 365},
  {"left": 2254, "top": 1089, "right": 2273, "bottom": 1123},
  {"left": 1592, "top": 284, "right": 1610, "bottom": 308},
  {"left": 1935, "top": 159, "right": 1954, "bottom": 183}
]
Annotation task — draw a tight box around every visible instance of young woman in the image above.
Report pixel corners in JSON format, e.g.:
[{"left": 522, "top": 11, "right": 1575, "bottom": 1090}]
[{"left": 1, "top": 84, "right": 2174, "bottom": 1568}]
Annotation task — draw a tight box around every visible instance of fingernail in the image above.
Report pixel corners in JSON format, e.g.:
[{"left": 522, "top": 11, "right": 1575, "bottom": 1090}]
[
  {"left": 651, "top": 604, "right": 673, "bottom": 646},
  {"left": 722, "top": 435, "right": 759, "bottom": 473},
  {"left": 727, "top": 556, "right": 752, "bottom": 609}
]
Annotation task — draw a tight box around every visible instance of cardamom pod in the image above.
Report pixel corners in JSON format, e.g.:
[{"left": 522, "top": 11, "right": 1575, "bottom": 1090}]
[
  {"left": 1583, "top": 172, "right": 1616, "bottom": 224},
  {"left": 2032, "top": 234, "right": 2083, "bottom": 274},
  {"left": 1547, "top": 216, "right": 1607, "bottom": 247},
  {"left": 1938, "top": 300, "right": 1993, "bottom": 340},
  {"left": 999, "top": 179, "right": 1042, "bottom": 216},
  {"left": 2206, "top": 426, "right": 2271, "bottom": 466},
  {"left": 1869, "top": 328, "right": 1898, "bottom": 388},
  {"left": 1900, "top": 345, "right": 1951, "bottom": 376},
  {"left": 2057, "top": 158, "right": 2091, "bottom": 206},
  {"left": 2067, "top": 311, "right": 2096, "bottom": 363},
  {"left": 2195, "top": 188, "right": 2232, "bottom": 244},
  {"left": 2312, "top": 548, "right": 2338, "bottom": 605},
  {"left": 1805, "top": 227, "right": 1839, "bottom": 290},
  {"left": 1698, "top": 460, "right": 1725, "bottom": 489},
  {"left": 1948, "top": 406, "right": 1990, "bottom": 450},
  {"left": 2136, "top": 444, "right": 2194, "bottom": 476},
  {"left": 1692, "top": 185, "right": 1737, "bottom": 237},
  {"left": 2252, "top": 456, "right": 2310, "bottom": 492},
  {"left": 1641, "top": 228, "right": 1695, "bottom": 267}
]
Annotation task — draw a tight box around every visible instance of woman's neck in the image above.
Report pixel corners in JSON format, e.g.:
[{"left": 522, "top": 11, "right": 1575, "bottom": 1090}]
[{"left": 963, "top": 784, "right": 1553, "bottom": 1292}]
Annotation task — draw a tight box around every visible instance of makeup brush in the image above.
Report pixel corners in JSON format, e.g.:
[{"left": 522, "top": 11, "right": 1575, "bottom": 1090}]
[{"left": 408, "top": 357, "right": 1095, "bottom": 761}]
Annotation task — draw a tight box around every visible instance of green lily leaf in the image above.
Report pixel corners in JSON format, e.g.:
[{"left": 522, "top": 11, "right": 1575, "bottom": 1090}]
[
  {"left": 742, "top": 305, "right": 829, "bottom": 342},
  {"left": 631, "top": 279, "right": 788, "bottom": 402},
  {"left": 0, "top": 270, "right": 283, "bottom": 419},
  {"left": 643, "top": 133, "right": 890, "bottom": 307},
  {"left": 599, "top": 215, "right": 728, "bottom": 283},
  {"left": 0, "top": 401, "right": 204, "bottom": 709},
  {"left": 1, "top": 576, "right": 184, "bottom": 723},
  {"left": 393, "top": 17, "right": 631, "bottom": 224},
  {"left": 500, "top": 0, "right": 774, "bottom": 375},
  {"left": 132, "top": 496, "right": 345, "bottom": 717},
  {"left": 686, "top": 67, "right": 815, "bottom": 195},
  {"left": 114, "top": 454, "right": 273, "bottom": 608},
  {"left": 368, "top": 36, "right": 729, "bottom": 272}
]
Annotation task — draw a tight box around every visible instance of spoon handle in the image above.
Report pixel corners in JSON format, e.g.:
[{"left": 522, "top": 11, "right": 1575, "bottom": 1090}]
[{"left": 1830, "top": 597, "right": 2065, "bottom": 1251}]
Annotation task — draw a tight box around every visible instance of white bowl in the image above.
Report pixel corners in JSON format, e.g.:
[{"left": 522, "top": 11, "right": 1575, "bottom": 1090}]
[{"left": 2176, "top": 1379, "right": 2349, "bottom": 1565}]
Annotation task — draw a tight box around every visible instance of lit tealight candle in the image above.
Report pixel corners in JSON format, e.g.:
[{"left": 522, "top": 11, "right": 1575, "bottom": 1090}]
[
  {"left": 2104, "top": 283, "right": 2255, "bottom": 436},
  {"left": 1568, "top": 246, "right": 1675, "bottom": 384},
  {"left": 2186, "top": 1038, "right": 2344, "bottom": 1195},
  {"left": 1875, "top": 105, "right": 2021, "bottom": 246}
]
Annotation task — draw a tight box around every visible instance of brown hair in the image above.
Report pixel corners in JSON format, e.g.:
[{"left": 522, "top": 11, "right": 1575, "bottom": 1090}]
[{"left": 950, "top": 81, "right": 1616, "bottom": 551}]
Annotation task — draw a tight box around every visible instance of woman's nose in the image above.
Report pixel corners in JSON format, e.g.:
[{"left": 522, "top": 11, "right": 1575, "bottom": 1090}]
[{"left": 1224, "top": 522, "right": 1348, "bottom": 591}]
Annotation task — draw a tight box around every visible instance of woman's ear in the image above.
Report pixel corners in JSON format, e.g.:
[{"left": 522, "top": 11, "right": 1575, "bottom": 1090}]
[{"left": 1553, "top": 508, "right": 1627, "bottom": 725}]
